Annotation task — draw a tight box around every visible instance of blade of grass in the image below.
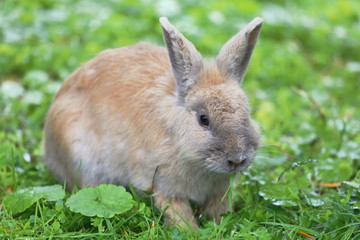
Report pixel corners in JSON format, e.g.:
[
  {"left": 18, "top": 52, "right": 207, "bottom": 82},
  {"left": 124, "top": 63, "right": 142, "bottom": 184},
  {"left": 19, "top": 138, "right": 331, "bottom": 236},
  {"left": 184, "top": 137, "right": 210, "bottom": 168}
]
[
  {"left": 221, "top": 172, "right": 235, "bottom": 212},
  {"left": 104, "top": 218, "right": 116, "bottom": 239},
  {"left": 327, "top": 223, "right": 360, "bottom": 235},
  {"left": 11, "top": 148, "right": 17, "bottom": 192},
  {"left": 260, "top": 221, "right": 319, "bottom": 236}
]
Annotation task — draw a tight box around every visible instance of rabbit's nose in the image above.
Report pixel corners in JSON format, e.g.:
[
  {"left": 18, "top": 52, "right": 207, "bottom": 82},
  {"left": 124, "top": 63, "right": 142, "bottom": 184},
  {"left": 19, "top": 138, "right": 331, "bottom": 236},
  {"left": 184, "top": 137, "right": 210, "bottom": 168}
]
[{"left": 227, "top": 156, "right": 247, "bottom": 168}]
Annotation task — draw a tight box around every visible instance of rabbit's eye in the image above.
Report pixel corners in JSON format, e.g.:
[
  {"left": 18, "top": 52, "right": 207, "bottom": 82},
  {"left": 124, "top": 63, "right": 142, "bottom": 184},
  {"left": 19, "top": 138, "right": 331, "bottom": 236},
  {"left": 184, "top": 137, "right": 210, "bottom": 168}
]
[{"left": 199, "top": 115, "right": 209, "bottom": 127}]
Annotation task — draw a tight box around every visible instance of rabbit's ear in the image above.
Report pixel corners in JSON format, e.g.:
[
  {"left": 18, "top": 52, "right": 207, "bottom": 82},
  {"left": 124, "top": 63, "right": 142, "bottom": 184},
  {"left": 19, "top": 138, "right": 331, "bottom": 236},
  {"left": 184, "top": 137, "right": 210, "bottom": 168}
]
[
  {"left": 160, "top": 17, "right": 204, "bottom": 102},
  {"left": 216, "top": 17, "right": 263, "bottom": 83}
]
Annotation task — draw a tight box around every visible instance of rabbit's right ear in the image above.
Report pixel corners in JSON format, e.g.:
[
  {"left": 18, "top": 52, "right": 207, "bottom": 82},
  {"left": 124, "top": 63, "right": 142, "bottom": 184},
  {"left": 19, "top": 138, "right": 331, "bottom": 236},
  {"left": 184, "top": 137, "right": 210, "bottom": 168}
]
[
  {"left": 216, "top": 17, "right": 263, "bottom": 84},
  {"left": 160, "top": 17, "right": 204, "bottom": 103}
]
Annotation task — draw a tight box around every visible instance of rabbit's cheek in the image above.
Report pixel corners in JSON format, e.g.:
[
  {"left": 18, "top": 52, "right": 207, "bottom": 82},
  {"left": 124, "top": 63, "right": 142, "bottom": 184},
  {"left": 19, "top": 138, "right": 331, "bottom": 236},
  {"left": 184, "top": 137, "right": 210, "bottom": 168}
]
[{"left": 202, "top": 153, "right": 227, "bottom": 173}]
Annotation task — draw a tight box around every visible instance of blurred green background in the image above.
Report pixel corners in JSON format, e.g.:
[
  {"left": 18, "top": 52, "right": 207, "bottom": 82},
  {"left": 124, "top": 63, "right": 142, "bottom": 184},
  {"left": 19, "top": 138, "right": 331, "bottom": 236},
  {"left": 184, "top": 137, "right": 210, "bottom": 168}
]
[{"left": 1, "top": 0, "right": 360, "bottom": 238}]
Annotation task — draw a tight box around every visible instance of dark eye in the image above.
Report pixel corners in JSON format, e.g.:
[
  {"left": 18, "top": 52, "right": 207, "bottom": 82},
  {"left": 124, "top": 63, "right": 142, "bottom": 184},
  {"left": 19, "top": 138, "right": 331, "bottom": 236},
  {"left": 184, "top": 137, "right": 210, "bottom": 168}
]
[{"left": 199, "top": 115, "right": 210, "bottom": 127}]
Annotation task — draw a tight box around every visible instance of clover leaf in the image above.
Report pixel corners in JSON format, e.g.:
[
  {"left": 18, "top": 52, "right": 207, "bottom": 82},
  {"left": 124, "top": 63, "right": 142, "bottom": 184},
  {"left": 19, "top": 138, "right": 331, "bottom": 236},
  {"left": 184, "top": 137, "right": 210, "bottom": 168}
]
[
  {"left": 3, "top": 185, "right": 65, "bottom": 214},
  {"left": 65, "top": 184, "right": 133, "bottom": 218}
]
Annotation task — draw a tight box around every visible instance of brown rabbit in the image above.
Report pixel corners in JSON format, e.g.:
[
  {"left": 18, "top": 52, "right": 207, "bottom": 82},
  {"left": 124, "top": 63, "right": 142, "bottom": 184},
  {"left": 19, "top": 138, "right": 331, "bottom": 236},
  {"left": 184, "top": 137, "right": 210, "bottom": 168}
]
[{"left": 44, "top": 17, "right": 263, "bottom": 228}]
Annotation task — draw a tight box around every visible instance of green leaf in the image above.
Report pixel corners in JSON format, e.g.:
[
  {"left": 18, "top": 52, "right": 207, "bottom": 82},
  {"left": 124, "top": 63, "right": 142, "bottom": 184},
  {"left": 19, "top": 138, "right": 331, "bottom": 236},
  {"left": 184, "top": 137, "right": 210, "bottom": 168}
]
[
  {"left": 91, "top": 217, "right": 104, "bottom": 233},
  {"left": 0, "top": 81, "right": 24, "bottom": 98},
  {"left": 259, "top": 174, "right": 310, "bottom": 207},
  {"left": 22, "top": 90, "right": 43, "bottom": 105},
  {"left": 318, "top": 158, "right": 353, "bottom": 182},
  {"left": 259, "top": 183, "right": 299, "bottom": 207},
  {"left": 3, "top": 185, "right": 65, "bottom": 214},
  {"left": 65, "top": 184, "right": 133, "bottom": 218},
  {"left": 343, "top": 181, "right": 360, "bottom": 188}
]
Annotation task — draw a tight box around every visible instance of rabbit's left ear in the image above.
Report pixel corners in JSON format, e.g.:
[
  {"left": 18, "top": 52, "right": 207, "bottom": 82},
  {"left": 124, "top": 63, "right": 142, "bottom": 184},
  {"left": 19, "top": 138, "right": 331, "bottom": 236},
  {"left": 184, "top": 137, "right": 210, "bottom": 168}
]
[{"left": 216, "top": 17, "right": 263, "bottom": 83}]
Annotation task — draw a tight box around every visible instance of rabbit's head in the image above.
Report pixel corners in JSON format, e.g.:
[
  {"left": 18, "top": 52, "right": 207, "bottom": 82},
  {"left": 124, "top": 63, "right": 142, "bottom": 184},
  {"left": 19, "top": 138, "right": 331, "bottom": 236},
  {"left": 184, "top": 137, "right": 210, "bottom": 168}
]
[{"left": 160, "top": 18, "right": 262, "bottom": 173}]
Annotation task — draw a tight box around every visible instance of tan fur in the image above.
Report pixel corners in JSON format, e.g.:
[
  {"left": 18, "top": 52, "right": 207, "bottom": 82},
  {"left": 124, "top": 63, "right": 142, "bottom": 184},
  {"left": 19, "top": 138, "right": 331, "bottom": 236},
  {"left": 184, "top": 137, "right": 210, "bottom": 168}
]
[{"left": 44, "top": 17, "right": 263, "bottom": 227}]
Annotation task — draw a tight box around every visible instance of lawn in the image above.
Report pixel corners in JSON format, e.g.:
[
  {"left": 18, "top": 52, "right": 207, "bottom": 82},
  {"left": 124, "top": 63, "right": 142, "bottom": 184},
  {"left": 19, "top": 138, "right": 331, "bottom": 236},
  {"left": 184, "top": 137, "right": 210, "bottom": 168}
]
[{"left": 1, "top": 0, "right": 360, "bottom": 239}]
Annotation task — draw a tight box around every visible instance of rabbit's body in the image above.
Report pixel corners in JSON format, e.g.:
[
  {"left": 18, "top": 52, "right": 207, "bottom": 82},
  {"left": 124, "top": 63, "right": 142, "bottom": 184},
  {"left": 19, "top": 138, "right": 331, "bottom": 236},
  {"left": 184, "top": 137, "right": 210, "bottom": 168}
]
[
  {"left": 46, "top": 43, "right": 230, "bottom": 200},
  {"left": 44, "top": 17, "right": 263, "bottom": 227}
]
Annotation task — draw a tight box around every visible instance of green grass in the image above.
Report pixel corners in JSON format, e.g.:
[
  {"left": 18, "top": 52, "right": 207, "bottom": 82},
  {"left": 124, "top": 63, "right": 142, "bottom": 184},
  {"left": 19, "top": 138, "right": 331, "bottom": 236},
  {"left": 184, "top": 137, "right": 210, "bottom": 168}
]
[{"left": 1, "top": 0, "right": 360, "bottom": 239}]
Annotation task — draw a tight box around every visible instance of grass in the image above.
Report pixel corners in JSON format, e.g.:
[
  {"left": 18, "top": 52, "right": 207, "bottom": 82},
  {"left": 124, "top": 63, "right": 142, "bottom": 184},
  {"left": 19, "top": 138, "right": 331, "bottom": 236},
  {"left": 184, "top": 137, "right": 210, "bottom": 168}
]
[{"left": 1, "top": 0, "right": 360, "bottom": 239}]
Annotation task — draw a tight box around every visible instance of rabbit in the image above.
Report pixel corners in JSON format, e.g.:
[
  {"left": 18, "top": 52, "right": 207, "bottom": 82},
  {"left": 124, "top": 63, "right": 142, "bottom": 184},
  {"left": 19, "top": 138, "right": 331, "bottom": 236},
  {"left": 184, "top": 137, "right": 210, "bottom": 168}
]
[{"left": 44, "top": 17, "right": 263, "bottom": 228}]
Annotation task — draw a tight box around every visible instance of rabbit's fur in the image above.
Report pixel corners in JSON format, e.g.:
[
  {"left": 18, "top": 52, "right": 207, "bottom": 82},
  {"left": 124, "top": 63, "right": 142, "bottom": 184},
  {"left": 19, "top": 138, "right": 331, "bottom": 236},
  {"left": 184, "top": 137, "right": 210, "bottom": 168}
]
[{"left": 44, "top": 17, "right": 263, "bottom": 227}]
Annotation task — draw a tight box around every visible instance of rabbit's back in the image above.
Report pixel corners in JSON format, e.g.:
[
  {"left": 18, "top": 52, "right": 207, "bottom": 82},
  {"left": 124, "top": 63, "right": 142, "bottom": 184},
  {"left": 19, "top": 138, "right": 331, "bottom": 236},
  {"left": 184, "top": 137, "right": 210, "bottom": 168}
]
[
  {"left": 44, "top": 42, "right": 176, "bottom": 189},
  {"left": 56, "top": 42, "right": 173, "bottom": 101}
]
